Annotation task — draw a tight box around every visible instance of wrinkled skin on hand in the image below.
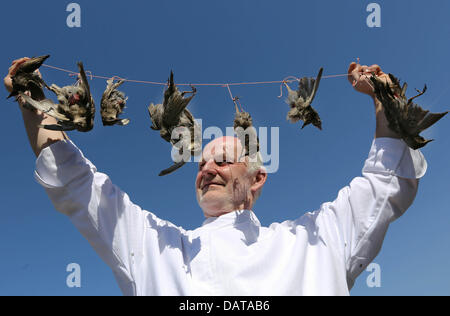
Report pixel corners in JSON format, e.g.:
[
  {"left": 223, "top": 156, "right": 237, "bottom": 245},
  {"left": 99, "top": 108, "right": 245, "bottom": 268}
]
[
  {"left": 101, "top": 78, "right": 130, "bottom": 126},
  {"left": 20, "top": 62, "right": 95, "bottom": 132},
  {"left": 284, "top": 68, "right": 324, "bottom": 130},
  {"left": 148, "top": 71, "right": 201, "bottom": 176},
  {"left": 370, "top": 73, "right": 448, "bottom": 149}
]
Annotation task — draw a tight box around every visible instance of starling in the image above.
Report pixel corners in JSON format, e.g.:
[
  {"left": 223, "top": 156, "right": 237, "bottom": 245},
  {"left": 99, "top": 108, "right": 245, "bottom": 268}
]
[
  {"left": 284, "top": 67, "right": 324, "bottom": 130},
  {"left": 233, "top": 103, "right": 259, "bottom": 159},
  {"left": 101, "top": 78, "right": 130, "bottom": 126},
  {"left": 8, "top": 55, "right": 50, "bottom": 109},
  {"left": 370, "top": 73, "right": 448, "bottom": 150},
  {"left": 148, "top": 71, "right": 201, "bottom": 176},
  {"left": 20, "top": 62, "right": 95, "bottom": 132}
]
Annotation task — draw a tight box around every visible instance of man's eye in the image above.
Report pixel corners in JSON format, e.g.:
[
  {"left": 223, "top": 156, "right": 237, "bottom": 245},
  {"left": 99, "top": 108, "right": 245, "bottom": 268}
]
[{"left": 217, "top": 161, "right": 234, "bottom": 166}]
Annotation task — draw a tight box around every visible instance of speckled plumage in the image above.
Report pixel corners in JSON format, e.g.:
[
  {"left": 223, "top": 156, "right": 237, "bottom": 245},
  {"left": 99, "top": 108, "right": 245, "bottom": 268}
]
[
  {"left": 101, "top": 78, "right": 130, "bottom": 126},
  {"left": 233, "top": 107, "right": 259, "bottom": 159},
  {"left": 370, "top": 73, "right": 448, "bottom": 150},
  {"left": 148, "top": 72, "right": 201, "bottom": 176},
  {"left": 20, "top": 62, "right": 95, "bottom": 132},
  {"left": 8, "top": 55, "right": 50, "bottom": 109},
  {"left": 285, "top": 68, "right": 323, "bottom": 130}
]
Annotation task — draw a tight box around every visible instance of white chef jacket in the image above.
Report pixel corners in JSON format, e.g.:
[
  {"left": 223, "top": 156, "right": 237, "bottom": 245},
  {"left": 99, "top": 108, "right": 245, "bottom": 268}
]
[{"left": 34, "top": 138, "right": 427, "bottom": 296}]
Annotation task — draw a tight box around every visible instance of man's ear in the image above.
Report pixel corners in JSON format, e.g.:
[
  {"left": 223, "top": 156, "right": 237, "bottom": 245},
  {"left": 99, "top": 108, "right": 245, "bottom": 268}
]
[{"left": 250, "top": 168, "right": 267, "bottom": 194}]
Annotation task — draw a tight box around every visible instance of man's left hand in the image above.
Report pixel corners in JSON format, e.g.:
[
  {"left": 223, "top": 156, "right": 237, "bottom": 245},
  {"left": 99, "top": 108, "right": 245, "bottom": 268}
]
[{"left": 347, "top": 62, "right": 391, "bottom": 99}]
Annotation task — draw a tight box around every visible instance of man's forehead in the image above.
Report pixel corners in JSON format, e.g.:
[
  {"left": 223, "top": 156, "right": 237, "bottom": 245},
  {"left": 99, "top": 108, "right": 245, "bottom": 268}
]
[{"left": 201, "top": 137, "right": 243, "bottom": 161}]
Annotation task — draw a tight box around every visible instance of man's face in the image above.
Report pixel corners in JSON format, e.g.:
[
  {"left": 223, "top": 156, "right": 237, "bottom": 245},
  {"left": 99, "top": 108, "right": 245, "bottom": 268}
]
[{"left": 195, "top": 137, "right": 252, "bottom": 218}]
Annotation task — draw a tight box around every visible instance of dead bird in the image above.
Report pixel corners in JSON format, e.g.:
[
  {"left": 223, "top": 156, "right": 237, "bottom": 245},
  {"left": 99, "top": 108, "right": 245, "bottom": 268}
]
[
  {"left": 19, "top": 62, "right": 96, "bottom": 132},
  {"left": 370, "top": 73, "right": 448, "bottom": 150},
  {"left": 148, "top": 71, "right": 201, "bottom": 176},
  {"left": 101, "top": 78, "right": 130, "bottom": 126},
  {"left": 284, "top": 67, "right": 324, "bottom": 130},
  {"left": 233, "top": 101, "right": 259, "bottom": 159},
  {"left": 8, "top": 55, "right": 50, "bottom": 105}
]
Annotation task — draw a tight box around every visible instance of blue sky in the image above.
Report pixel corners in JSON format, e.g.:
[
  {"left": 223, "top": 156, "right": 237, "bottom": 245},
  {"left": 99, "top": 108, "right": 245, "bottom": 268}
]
[{"left": 0, "top": 0, "right": 449, "bottom": 296}]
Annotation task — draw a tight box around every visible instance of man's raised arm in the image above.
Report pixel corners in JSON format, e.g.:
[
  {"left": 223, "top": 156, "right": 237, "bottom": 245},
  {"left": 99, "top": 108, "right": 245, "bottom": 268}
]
[
  {"left": 3, "top": 57, "right": 68, "bottom": 157},
  {"left": 317, "top": 63, "right": 426, "bottom": 288},
  {"left": 4, "top": 57, "right": 150, "bottom": 295}
]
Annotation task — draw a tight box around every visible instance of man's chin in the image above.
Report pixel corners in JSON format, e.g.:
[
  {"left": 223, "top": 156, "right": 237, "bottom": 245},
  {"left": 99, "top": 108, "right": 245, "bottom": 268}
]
[{"left": 198, "top": 193, "right": 229, "bottom": 217}]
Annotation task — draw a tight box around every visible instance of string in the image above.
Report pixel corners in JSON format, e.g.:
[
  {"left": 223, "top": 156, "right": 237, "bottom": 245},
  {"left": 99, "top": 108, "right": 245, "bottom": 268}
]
[
  {"left": 225, "top": 84, "right": 243, "bottom": 112},
  {"left": 41, "top": 62, "right": 376, "bottom": 106},
  {"left": 41, "top": 63, "right": 351, "bottom": 87}
]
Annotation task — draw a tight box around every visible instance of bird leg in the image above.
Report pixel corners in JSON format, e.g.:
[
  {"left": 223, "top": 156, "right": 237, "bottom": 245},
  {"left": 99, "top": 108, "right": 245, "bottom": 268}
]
[
  {"left": 407, "top": 85, "right": 427, "bottom": 104},
  {"left": 181, "top": 86, "right": 197, "bottom": 97}
]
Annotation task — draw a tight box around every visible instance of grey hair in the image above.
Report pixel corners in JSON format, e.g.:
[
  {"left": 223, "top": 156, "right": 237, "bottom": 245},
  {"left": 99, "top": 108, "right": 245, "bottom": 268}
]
[{"left": 245, "top": 152, "right": 265, "bottom": 203}]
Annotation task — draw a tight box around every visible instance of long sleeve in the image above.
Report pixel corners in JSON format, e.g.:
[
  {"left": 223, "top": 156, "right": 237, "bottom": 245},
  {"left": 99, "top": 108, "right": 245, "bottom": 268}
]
[
  {"left": 34, "top": 140, "right": 148, "bottom": 295},
  {"left": 315, "top": 138, "right": 427, "bottom": 289}
]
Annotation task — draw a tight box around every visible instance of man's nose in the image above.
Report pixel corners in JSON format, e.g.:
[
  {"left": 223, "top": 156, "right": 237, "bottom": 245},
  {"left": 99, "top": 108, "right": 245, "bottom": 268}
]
[{"left": 202, "top": 159, "right": 218, "bottom": 176}]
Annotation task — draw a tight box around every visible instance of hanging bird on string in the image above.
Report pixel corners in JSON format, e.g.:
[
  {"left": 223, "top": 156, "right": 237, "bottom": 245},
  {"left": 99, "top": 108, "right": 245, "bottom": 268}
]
[
  {"left": 148, "top": 71, "right": 202, "bottom": 176},
  {"left": 100, "top": 78, "right": 130, "bottom": 126},
  {"left": 19, "top": 62, "right": 96, "bottom": 132},
  {"left": 232, "top": 97, "right": 259, "bottom": 159},
  {"left": 284, "top": 67, "right": 324, "bottom": 130},
  {"left": 8, "top": 55, "right": 50, "bottom": 109},
  {"left": 370, "top": 73, "right": 448, "bottom": 150}
]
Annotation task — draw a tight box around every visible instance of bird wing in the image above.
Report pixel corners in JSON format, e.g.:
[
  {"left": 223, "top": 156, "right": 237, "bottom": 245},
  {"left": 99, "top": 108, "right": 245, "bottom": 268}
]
[
  {"left": 371, "top": 75, "right": 403, "bottom": 134},
  {"left": 18, "top": 55, "right": 50, "bottom": 74},
  {"left": 77, "top": 62, "right": 92, "bottom": 99},
  {"left": 76, "top": 62, "right": 95, "bottom": 132},
  {"left": 159, "top": 161, "right": 186, "bottom": 176},
  {"left": 18, "top": 92, "right": 70, "bottom": 122},
  {"left": 148, "top": 103, "right": 163, "bottom": 130},
  {"left": 164, "top": 91, "right": 195, "bottom": 127},
  {"left": 371, "top": 73, "right": 448, "bottom": 149},
  {"left": 409, "top": 105, "right": 448, "bottom": 135},
  {"left": 163, "top": 72, "right": 197, "bottom": 127},
  {"left": 307, "top": 67, "right": 324, "bottom": 105},
  {"left": 294, "top": 68, "right": 324, "bottom": 109},
  {"left": 38, "top": 122, "right": 76, "bottom": 132}
]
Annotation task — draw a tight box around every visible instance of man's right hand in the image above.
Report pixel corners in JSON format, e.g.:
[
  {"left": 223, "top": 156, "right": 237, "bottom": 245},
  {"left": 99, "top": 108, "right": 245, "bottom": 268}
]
[
  {"left": 4, "top": 57, "right": 45, "bottom": 110},
  {"left": 5, "top": 57, "right": 68, "bottom": 157},
  {"left": 4, "top": 57, "right": 31, "bottom": 93}
]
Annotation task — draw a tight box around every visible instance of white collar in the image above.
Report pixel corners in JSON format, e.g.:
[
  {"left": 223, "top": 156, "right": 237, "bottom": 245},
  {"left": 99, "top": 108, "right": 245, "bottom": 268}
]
[{"left": 201, "top": 210, "right": 261, "bottom": 230}]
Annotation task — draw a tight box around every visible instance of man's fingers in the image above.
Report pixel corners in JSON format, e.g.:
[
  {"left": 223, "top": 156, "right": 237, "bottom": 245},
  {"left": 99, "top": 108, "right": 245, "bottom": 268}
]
[
  {"left": 4, "top": 76, "right": 12, "bottom": 91},
  {"left": 8, "top": 58, "right": 29, "bottom": 77},
  {"left": 360, "top": 65, "right": 370, "bottom": 74},
  {"left": 348, "top": 62, "right": 363, "bottom": 85},
  {"left": 11, "top": 58, "right": 27, "bottom": 65},
  {"left": 5, "top": 57, "right": 31, "bottom": 93},
  {"left": 347, "top": 62, "right": 358, "bottom": 84},
  {"left": 11, "top": 58, "right": 25, "bottom": 64},
  {"left": 11, "top": 57, "right": 29, "bottom": 68},
  {"left": 368, "top": 64, "right": 382, "bottom": 75},
  {"left": 351, "top": 64, "right": 366, "bottom": 86}
]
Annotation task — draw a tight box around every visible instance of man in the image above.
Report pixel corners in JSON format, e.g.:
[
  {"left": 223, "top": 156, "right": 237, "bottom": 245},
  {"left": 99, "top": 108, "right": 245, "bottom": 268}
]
[{"left": 4, "top": 58, "right": 426, "bottom": 295}]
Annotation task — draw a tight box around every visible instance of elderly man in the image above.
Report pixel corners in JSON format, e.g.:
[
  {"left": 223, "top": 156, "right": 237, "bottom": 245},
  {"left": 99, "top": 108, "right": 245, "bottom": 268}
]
[{"left": 4, "top": 59, "right": 426, "bottom": 296}]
